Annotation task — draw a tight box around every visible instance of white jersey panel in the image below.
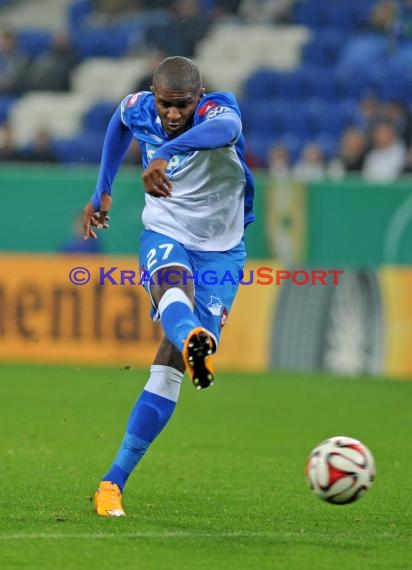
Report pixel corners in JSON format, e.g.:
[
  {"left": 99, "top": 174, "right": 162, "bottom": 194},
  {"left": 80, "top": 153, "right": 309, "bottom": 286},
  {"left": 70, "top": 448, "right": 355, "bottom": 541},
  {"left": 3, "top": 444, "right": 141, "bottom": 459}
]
[{"left": 142, "top": 145, "right": 246, "bottom": 251}]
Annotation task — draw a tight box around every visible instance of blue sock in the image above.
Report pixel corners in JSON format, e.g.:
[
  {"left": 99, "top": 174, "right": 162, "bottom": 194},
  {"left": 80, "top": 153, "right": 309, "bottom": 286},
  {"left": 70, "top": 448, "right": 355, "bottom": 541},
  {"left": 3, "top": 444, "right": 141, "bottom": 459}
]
[
  {"left": 158, "top": 288, "right": 200, "bottom": 350},
  {"left": 102, "top": 365, "right": 183, "bottom": 491}
]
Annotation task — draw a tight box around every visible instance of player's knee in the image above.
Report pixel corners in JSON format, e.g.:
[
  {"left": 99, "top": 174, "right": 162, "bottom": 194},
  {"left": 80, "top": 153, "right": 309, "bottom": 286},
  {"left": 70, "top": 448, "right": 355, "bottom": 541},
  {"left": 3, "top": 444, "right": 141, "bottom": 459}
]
[{"left": 151, "top": 266, "right": 195, "bottom": 304}]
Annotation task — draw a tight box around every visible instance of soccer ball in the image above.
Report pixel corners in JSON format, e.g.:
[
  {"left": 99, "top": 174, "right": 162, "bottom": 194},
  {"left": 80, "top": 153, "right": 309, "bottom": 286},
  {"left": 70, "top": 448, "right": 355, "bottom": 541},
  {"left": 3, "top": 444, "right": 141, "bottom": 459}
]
[{"left": 305, "top": 436, "right": 375, "bottom": 505}]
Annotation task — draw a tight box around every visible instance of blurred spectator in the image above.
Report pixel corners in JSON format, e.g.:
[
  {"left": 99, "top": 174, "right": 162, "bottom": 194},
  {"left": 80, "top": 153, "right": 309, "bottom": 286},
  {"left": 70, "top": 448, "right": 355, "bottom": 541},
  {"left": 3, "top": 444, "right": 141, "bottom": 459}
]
[
  {"left": 206, "top": 0, "right": 242, "bottom": 20},
  {"left": 357, "top": 90, "right": 383, "bottom": 143},
  {"left": 292, "top": 143, "right": 326, "bottom": 182},
  {"left": 402, "top": 146, "right": 412, "bottom": 173},
  {"left": 89, "top": 0, "right": 141, "bottom": 24},
  {"left": 400, "top": 0, "right": 412, "bottom": 38},
  {"left": 0, "top": 29, "right": 29, "bottom": 94},
  {"left": 366, "top": 0, "right": 398, "bottom": 34},
  {"left": 20, "top": 130, "right": 58, "bottom": 163},
  {"left": 268, "top": 143, "right": 292, "bottom": 179},
  {"left": 329, "top": 127, "right": 368, "bottom": 175},
  {"left": 382, "top": 99, "right": 412, "bottom": 147},
  {"left": 23, "top": 33, "right": 80, "bottom": 92},
  {"left": 0, "top": 121, "right": 21, "bottom": 161},
  {"left": 94, "top": 0, "right": 137, "bottom": 14},
  {"left": 239, "top": 0, "right": 293, "bottom": 23},
  {"left": 149, "top": 0, "right": 211, "bottom": 57},
  {"left": 148, "top": 0, "right": 173, "bottom": 6},
  {"left": 362, "top": 121, "right": 406, "bottom": 182}
]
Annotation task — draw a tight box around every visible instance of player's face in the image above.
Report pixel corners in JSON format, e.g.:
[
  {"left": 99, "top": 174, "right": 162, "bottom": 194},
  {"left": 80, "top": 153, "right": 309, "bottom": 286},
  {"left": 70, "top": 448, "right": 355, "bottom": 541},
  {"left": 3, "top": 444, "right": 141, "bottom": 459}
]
[{"left": 153, "top": 86, "right": 204, "bottom": 136}]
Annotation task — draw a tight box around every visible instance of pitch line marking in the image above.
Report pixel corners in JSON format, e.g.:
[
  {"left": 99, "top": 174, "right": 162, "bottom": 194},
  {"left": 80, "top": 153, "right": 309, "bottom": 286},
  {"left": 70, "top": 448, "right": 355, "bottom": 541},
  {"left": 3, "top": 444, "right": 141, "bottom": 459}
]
[
  {"left": 0, "top": 530, "right": 265, "bottom": 540},
  {"left": 0, "top": 530, "right": 407, "bottom": 541}
]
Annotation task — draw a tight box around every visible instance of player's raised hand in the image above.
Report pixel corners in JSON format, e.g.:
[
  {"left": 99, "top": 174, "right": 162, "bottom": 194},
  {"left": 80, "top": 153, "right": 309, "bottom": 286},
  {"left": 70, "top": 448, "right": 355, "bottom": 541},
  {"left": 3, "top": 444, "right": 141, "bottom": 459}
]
[
  {"left": 142, "top": 158, "right": 172, "bottom": 197},
  {"left": 82, "top": 192, "right": 112, "bottom": 240}
]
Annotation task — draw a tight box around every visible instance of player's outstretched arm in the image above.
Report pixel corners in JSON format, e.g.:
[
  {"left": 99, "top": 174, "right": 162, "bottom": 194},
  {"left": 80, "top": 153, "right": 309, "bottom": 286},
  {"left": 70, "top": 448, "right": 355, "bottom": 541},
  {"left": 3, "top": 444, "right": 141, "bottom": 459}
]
[
  {"left": 154, "top": 111, "right": 241, "bottom": 162},
  {"left": 87, "top": 107, "right": 133, "bottom": 228}
]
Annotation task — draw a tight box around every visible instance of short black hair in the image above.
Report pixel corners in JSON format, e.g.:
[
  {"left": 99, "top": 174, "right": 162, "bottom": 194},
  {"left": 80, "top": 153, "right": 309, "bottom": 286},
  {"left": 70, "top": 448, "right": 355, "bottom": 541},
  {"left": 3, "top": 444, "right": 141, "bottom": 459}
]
[{"left": 152, "top": 56, "right": 202, "bottom": 93}]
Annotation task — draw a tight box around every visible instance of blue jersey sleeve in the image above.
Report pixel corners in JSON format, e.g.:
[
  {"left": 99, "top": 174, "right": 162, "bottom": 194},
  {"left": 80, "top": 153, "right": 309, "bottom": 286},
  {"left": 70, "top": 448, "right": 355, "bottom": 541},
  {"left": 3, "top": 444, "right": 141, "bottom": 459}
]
[
  {"left": 153, "top": 92, "right": 242, "bottom": 161},
  {"left": 153, "top": 114, "right": 241, "bottom": 161},
  {"left": 90, "top": 106, "right": 133, "bottom": 210}
]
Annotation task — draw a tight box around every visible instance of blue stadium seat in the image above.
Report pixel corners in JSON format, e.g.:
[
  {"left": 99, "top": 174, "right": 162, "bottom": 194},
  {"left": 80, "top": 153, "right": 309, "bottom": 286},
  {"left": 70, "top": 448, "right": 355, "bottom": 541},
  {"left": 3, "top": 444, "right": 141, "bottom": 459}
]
[
  {"left": 68, "top": 0, "right": 92, "bottom": 31},
  {"left": 292, "top": 1, "right": 321, "bottom": 29},
  {"left": 83, "top": 102, "right": 117, "bottom": 132},
  {"left": 339, "top": 99, "right": 363, "bottom": 127},
  {"left": 71, "top": 21, "right": 144, "bottom": 58},
  {"left": 241, "top": 101, "right": 287, "bottom": 135},
  {"left": 282, "top": 105, "right": 310, "bottom": 136},
  {"left": 319, "top": 4, "right": 354, "bottom": 32},
  {"left": 312, "top": 132, "right": 340, "bottom": 160},
  {"left": 295, "top": 66, "right": 339, "bottom": 102},
  {"left": 306, "top": 101, "right": 349, "bottom": 136},
  {"left": 338, "top": 34, "right": 389, "bottom": 71},
  {"left": 244, "top": 133, "right": 277, "bottom": 166},
  {"left": 293, "top": 0, "right": 375, "bottom": 31},
  {"left": 17, "top": 29, "right": 53, "bottom": 56},
  {"left": 53, "top": 130, "right": 103, "bottom": 163},
  {"left": 301, "top": 30, "right": 344, "bottom": 67},
  {"left": 242, "top": 70, "right": 298, "bottom": 101},
  {"left": 351, "top": 2, "right": 376, "bottom": 29},
  {"left": 388, "top": 43, "right": 412, "bottom": 71},
  {"left": 198, "top": 0, "right": 216, "bottom": 14},
  {"left": 334, "top": 67, "right": 382, "bottom": 100},
  {"left": 0, "top": 95, "right": 18, "bottom": 122}
]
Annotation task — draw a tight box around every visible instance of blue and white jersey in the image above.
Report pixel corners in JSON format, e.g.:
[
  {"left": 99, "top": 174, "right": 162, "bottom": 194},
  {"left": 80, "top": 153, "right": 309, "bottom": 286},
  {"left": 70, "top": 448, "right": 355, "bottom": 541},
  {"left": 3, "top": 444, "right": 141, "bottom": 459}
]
[{"left": 119, "top": 91, "right": 254, "bottom": 251}]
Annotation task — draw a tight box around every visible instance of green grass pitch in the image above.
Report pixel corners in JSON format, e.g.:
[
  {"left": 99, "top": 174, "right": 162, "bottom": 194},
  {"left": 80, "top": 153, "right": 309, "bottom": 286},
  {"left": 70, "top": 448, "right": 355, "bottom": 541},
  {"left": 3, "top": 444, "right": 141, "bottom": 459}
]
[{"left": 1, "top": 363, "right": 411, "bottom": 570}]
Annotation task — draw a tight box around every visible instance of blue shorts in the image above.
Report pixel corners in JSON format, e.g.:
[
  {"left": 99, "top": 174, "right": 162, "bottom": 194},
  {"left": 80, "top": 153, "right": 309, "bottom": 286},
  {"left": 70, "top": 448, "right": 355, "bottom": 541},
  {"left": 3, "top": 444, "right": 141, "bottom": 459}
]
[{"left": 139, "top": 229, "right": 246, "bottom": 346}]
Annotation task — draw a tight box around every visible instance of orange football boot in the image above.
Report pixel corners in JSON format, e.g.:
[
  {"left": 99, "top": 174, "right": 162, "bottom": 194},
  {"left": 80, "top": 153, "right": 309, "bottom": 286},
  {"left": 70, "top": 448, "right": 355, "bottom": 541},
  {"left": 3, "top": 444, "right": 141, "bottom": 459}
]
[
  {"left": 182, "top": 327, "right": 215, "bottom": 389},
  {"left": 94, "top": 481, "right": 126, "bottom": 517}
]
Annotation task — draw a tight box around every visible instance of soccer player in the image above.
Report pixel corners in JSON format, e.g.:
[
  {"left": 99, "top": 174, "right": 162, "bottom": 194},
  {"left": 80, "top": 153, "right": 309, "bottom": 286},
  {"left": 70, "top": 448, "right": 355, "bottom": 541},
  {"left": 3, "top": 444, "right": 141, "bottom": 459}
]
[{"left": 82, "top": 56, "right": 255, "bottom": 517}]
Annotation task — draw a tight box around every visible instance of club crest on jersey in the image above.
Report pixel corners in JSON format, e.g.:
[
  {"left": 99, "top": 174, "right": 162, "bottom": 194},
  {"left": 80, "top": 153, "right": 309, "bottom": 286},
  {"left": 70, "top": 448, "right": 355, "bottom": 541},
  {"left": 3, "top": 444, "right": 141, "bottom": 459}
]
[
  {"left": 126, "top": 92, "right": 142, "bottom": 108},
  {"left": 198, "top": 101, "right": 218, "bottom": 116},
  {"left": 220, "top": 307, "right": 228, "bottom": 328},
  {"left": 146, "top": 143, "right": 192, "bottom": 174},
  {"left": 207, "top": 296, "right": 223, "bottom": 316},
  {"left": 205, "top": 105, "right": 230, "bottom": 120}
]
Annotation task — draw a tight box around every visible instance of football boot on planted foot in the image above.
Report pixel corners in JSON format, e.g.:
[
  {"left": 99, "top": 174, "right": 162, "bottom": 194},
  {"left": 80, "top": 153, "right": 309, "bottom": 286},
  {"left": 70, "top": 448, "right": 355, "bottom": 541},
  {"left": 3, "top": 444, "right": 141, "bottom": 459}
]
[{"left": 94, "top": 481, "right": 126, "bottom": 517}]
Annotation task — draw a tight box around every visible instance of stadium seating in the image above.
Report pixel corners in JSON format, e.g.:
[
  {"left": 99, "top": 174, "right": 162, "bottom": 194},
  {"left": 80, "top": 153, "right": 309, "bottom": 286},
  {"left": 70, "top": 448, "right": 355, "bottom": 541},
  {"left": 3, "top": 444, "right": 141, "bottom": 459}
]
[
  {"left": 82, "top": 102, "right": 117, "bottom": 134},
  {"left": 3, "top": 0, "right": 412, "bottom": 166},
  {"left": 300, "top": 29, "right": 345, "bottom": 68},
  {"left": 338, "top": 34, "right": 389, "bottom": 70},
  {"left": 9, "top": 92, "right": 92, "bottom": 145},
  {"left": 195, "top": 23, "right": 310, "bottom": 94},
  {"left": 0, "top": 95, "right": 18, "bottom": 123},
  {"left": 70, "top": 57, "right": 148, "bottom": 100},
  {"left": 52, "top": 128, "right": 103, "bottom": 163},
  {"left": 292, "top": 0, "right": 376, "bottom": 32},
  {"left": 16, "top": 28, "right": 53, "bottom": 56}
]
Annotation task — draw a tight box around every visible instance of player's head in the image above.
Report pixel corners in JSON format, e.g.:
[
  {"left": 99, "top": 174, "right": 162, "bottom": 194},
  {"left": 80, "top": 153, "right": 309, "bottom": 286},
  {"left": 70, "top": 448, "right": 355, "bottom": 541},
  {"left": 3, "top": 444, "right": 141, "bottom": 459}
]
[{"left": 152, "top": 56, "right": 205, "bottom": 137}]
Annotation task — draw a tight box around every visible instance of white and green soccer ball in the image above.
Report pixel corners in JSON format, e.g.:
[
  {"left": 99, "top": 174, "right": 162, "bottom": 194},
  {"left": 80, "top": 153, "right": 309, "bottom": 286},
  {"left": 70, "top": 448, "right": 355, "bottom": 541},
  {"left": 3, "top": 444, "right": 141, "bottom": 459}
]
[{"left": 305, "top": 436, "right": 376, "bottom": 505}]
